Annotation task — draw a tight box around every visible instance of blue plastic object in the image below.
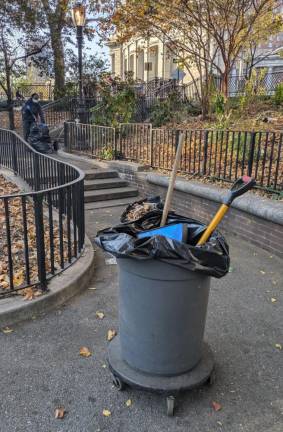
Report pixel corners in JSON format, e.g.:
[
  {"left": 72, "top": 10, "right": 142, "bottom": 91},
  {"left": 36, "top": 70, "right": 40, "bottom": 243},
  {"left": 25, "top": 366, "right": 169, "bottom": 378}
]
[{"left": 137, "top": 223, "right": 188, "bottom": 243}]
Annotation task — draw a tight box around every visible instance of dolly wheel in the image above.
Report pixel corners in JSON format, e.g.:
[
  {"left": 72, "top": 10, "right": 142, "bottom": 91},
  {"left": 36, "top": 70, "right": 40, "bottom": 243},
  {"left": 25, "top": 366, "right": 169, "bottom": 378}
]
[
  {"left": 208, "top": 369, "right": 216, "bottom": 386},
  {"left": 166, "top": 395, "right": 175, "bottom": 416},
  {"left": 112, "top": 375, "right": 125, "bottom": 391}
]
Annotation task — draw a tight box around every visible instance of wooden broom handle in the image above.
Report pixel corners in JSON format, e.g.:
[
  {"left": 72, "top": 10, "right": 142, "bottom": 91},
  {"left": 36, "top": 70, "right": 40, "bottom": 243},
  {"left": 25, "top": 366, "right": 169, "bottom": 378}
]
[{"left": 160, "top": 131, "right": 185, "bottom": 227}]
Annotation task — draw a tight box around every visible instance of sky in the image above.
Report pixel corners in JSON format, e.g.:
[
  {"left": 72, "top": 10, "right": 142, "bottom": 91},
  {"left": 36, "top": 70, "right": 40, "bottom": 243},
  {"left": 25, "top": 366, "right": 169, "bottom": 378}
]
[{"left": 84, "top": 34, "right": 109, "bottom": 63}]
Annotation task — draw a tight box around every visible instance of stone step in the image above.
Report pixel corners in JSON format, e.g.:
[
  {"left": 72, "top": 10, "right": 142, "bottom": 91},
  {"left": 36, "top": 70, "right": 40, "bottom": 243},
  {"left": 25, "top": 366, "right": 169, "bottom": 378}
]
[
  {"left": 84, "top": 187, "right": 138, "bottom": 203},
  {"left": 85, "top": 196, "right": 138, "bottom": 210},
  {"left": 84, "top": 178, "right": 128, "bottom": 191},
  {"left": 84, "top": 170, "right": 119, "bottom": 180}
]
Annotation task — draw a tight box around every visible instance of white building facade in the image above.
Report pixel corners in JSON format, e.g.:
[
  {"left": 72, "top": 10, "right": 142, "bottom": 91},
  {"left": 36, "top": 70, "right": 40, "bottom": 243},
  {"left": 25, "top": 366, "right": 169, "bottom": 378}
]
[{"left": 108, "top": 36, "right": 195, "bottom": 84}]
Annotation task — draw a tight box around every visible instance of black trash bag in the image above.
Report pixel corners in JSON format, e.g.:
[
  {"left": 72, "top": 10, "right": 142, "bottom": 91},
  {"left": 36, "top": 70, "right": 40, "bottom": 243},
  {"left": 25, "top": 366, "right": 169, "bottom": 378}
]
[
  {"left": 95, "top": 209, "right": 230, "bottom": 278},
  {"left": 28, "top": 123, "right": 53, "bottom": 154}
]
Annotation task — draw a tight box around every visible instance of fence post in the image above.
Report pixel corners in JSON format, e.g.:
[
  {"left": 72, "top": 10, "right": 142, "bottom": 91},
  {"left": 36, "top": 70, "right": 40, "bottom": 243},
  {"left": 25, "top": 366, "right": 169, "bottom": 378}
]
[
  {"left": 64, "top": 122, "right": 70, "bottom": 152},
  {"left": 247, "top": 131, "right": 256, "bottom": 177},
  {"left": 116, "top": 124, "right": 122, "bottom": 159},
  {"left": 114, "top": 127, "right": 117, "bottom": 160},
  {"left": 33, "top": 194, "right": 47, "bottom": 291},
  {"left": 33, "top": 153, "right": 40, "bottom": 191},
  {"left": 12, "top": 133, "right": 18, "bottom": 175},
  {"left": 150, "top": 125, "right": 153, "bottom": 168},
  {"left": 202, "top": 130, "right": 209, "bottom": 175}
]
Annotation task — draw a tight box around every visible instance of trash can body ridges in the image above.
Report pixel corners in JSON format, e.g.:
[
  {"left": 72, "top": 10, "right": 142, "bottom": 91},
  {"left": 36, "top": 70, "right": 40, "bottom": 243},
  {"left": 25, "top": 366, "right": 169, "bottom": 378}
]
[{"left": 118, "top": 258, "right": 211, "bottom": 376}]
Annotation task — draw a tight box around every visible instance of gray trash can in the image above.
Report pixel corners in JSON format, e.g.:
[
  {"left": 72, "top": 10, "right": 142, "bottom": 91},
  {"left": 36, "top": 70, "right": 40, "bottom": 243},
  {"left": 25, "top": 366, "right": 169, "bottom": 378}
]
[
  {"left": 96, "top": 211, "right": 229, "bottom": 415},
  {"left": 118, "top": 258, "right": 210, "bottom": 376}
]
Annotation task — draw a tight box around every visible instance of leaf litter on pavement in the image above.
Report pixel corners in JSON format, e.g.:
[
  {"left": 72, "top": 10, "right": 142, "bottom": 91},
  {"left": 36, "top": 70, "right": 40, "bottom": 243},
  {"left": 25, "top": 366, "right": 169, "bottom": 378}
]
[
  {"left": 212, "top": 401, "right": 222, "bottom": 412},
  {"left": 79, "top": 347, "right": 92, "bottom": 357},
  {"left": 54, "top": 406, "right": 66, "bottom": 419},
  {"left": 107, "top": 329, "right": 117, "bottom": 341}
]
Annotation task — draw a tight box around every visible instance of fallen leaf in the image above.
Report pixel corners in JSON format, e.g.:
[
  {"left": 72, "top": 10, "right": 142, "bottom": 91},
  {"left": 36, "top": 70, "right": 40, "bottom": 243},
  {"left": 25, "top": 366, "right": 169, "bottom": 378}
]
[
  {"left": 23, "top": 288, "right": 35, "bottom": 301},
  {"left": 54, "top": 406, "right": 66, "bottom": 419},
  {"left": 96, "top": 311, "right": 105, "bottom": 319},
  {"left": 275, "top": 343, "right": 282, "bottom": 350},
  {"left": 271, "top": 298, "right": 277, "bottom": 303},
  {"left": 79, "top": 347, "right": 92, "bottom": 357},
  {"left": 2, "top": 326, "right": 13, "bottom": 334},
  {"left": 125, "top": 399, "right": 132, "bottom": 407},
  {"left": 13, "top": 271, "right": 24, "bottom": 287},
  {"left": 107, "top": 330, "right": 117, "bottom": 341},
  {"left": 212, "top": 401, "right": 222, "bottom": 412},
  {"left": 102, "top": 409, "right": 111, "bottom": 417}
]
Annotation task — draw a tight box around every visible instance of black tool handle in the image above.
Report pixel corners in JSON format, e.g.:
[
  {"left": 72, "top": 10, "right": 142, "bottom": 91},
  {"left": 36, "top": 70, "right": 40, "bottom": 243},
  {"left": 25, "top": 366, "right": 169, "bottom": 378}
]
[{"left": 223, "top": 176, "right": 256, "bottom": 206}]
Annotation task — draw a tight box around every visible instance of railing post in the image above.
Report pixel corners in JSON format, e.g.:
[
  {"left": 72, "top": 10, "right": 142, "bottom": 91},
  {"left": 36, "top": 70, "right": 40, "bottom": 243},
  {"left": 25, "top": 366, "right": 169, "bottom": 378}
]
[
  {"left": 64, "top": 122, "right": 70, "bottom": 152},
  {"left": 12, "top": 133, "right": 18, "bottom": 175},
  {"left": 202, "top": 130, "right": 209, "bottom": 175},
  {"left": 150, "top": 125, "right": 153, "bottom": 168},
  {"left": 114, "top": 127, "right": 117, "bottom": 160},
  {"left": 33, "top": 152, "right": 40, "bottom": 191},
  {"left": 247, "top": 131, "right": 256, "bottom": 177},
  {"left": 116, "top": 124, "right": 121, "bottom": 159},
  {"left": 33, "top": 194, "right": 47, "bottom": 291}
]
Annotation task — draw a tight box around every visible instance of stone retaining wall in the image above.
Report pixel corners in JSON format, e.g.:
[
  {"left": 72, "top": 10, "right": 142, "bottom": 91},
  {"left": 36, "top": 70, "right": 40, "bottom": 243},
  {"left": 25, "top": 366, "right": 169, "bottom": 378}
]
[{"left": 96, "top": 160, "right": 283, "bottom": 259}]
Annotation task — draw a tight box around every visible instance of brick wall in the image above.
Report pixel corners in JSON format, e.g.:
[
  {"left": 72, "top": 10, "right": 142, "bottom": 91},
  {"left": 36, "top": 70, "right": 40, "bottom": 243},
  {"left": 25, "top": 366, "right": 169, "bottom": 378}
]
[{"left": 113, "top": 165, "right": 283, "bottom": 259}]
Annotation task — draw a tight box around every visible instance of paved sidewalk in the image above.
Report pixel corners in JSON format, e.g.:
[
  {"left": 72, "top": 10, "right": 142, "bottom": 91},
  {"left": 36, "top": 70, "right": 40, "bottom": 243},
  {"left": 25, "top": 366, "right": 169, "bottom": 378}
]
[{"left": 0, "top": 156, "right": 282, "bottom": 432}]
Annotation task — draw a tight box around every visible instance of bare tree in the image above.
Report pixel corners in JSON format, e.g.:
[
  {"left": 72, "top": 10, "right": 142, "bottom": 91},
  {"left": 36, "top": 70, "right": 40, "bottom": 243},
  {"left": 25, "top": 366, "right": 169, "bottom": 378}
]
[{"left": 0, "top": 3, "right": 49, "bottom": 129}]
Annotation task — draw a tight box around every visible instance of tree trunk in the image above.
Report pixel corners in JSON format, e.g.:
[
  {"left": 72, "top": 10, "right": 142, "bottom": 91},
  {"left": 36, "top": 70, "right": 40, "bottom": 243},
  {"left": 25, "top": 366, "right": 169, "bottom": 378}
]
[
  {"left": 50, "top": 30, "right": 65, "bottom": 99},
  {"left": 221, "top": 70, "right": 229, "bottom": 98},
  {"left": 6, "top": 67, "right": 15, "bottom": 130}
]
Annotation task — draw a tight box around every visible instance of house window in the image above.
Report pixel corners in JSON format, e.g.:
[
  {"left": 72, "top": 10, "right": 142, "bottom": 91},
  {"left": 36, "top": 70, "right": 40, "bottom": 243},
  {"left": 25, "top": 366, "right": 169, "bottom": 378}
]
[
  {"left": 145, "top": 62, "right": 153, "bottom": 71},
  {"left": 111, "top": 54, "right": 115, "bottom": 74},
  {"left": 129, "top": 54, "right": 134, "bottom": 73}
]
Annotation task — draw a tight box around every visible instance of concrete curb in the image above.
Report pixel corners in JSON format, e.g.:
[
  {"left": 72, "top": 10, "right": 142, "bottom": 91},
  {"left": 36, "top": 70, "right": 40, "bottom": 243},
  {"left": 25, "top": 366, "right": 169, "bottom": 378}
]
[
  {"left": 147, "top": 173, "right": 283, "bottom": 225},
  {"left": 0, "top": 236, "right": 95, "bottom": 327},
  {"left": 58, "top": 150, "right": 147, "bottom": 172}
]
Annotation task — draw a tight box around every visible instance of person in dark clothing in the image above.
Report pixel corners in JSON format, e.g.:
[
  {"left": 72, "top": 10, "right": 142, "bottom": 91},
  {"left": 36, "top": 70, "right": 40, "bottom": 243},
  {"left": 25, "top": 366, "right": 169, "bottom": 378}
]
[
  {"left": 16, "top": 89, "right": 24, "bottom": 101},
  {"left": 22, "top": 93, "right": 45, "bottom": 141}
]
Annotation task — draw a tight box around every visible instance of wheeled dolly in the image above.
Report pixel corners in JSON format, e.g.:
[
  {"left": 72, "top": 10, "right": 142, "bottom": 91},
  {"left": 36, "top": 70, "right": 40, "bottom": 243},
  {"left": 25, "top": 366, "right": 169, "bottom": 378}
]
[{"left": 109, "top": 336, "right": 215, "bottom": 416}]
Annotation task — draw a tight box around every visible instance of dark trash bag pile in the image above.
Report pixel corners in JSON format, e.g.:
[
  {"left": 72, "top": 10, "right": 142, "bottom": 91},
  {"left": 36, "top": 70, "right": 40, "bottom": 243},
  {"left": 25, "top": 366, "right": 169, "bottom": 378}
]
[
  {"left": 28, "top": 123, "right": 53, "bottom": 154},
  {"left": 95, "top": 197, "right": 230, "bottom": 278}
]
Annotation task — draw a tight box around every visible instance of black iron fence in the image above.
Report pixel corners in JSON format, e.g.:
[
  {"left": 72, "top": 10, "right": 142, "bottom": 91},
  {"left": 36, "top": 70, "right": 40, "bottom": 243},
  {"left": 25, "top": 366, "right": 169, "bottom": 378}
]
[
  {"left": 64, "top": 122, "right": 116, "bottom": 158},
  {"left": 183, "top": 71, "right": 283, "bottom": 101},
  {"left": 0, "top": 128, "right": 85, "bottom": 297},
  {"left": 65, "top": 122, "right": 283, "bottom": 194},
  {"left": 43, "top": 97, "right": 98, "bottom": 129}
]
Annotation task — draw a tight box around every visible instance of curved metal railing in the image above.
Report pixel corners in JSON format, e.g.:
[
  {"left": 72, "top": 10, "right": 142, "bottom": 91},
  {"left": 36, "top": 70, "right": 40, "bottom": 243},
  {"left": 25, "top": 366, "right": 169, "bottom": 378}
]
[{"left": 0, "top": 128, "right": 85, "bottom": 297}]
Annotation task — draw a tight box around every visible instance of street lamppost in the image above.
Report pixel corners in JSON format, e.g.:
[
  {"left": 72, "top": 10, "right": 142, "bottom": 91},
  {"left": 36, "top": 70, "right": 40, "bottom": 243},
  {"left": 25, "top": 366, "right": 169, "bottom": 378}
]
[{"left": 71, "top": 2, "right": 86, "bottom": 123}]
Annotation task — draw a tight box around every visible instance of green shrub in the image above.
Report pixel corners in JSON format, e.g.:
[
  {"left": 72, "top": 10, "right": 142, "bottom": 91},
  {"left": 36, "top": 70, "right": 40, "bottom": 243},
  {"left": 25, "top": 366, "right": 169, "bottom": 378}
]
[
  {"left": 90, "top": 83, "right": 136, "bottom": 127},
  {"left": 100, "top": 146, "right": 115, "bottom": 160},
  {"left": 274, "top": 83, "right": 283, "bottom": 106},
  {"left": 213, "top": 93, "right": 226, "bottom": 115},
  {"left": 239, "top": 69, "right": 267, "bottom": 113},
  {"left": 149, "top": 91, "right": 189, "bottom": 127},
  {"left": 214, "top": 111, "right": 232, "bottom": 129}
]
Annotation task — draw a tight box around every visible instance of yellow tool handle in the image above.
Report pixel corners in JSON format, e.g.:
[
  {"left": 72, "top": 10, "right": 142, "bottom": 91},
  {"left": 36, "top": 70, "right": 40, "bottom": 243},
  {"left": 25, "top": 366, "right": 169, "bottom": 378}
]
[{"left": 197, "top": 204, "right": 229, "bottom": 246}]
